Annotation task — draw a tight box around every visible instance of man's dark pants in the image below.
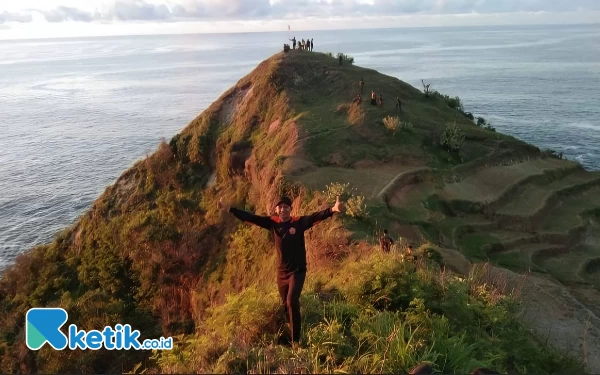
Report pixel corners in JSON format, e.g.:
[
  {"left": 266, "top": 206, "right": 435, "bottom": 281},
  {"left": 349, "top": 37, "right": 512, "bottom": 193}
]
[{"left": 277, "top": 270, "right": 306, "bottom": 343}]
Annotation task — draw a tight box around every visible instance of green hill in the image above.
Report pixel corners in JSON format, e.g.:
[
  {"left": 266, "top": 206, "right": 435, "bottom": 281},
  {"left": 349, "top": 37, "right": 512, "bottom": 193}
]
[{"left": 1, "top": 50, "right": 599, "bottom": 374}]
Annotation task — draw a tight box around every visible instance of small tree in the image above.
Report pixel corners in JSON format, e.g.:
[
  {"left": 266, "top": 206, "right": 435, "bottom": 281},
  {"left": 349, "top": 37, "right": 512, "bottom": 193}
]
[
  {"left": 421, "top": 79, "right": 432, "bottom": 97},
  {"left": 440, "top": 122, "right": 465, "bottom": 152}
]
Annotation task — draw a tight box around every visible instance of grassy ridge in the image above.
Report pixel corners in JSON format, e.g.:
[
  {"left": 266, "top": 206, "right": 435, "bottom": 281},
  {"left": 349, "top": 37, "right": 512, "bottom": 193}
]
[{"left": 148, "top": 252, "right": 580, "bottom": 374}]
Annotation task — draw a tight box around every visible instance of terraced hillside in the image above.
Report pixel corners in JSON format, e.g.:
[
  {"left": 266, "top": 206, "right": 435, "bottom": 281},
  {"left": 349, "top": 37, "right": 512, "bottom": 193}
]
[
  {"left": 272, "top": 52, "right": 600, "bottom": 371},
  {"left": 291, "top": 141, "right": 600, "bottom": 371},
  {"left": 293, "top": 120, "right": 600, "bottom": 265}
]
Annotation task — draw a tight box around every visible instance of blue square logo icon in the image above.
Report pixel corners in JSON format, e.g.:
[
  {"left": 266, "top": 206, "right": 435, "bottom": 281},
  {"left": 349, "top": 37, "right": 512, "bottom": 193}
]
[{"left": 26, "top": 308, "right": 69, "bottom": 350}]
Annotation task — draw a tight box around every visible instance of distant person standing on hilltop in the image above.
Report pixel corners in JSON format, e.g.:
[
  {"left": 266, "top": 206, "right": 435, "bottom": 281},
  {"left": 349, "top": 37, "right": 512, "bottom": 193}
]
[
  {"left": 290, "top": 37, "right": 296, "bottom": 49},
  {"left": 359, "top": 78, "right": 364, "bottom": 93},
  {"left": 371, "top": 90, "right": 377, "bottom": 106},
  {"left": 311, "top": 38, "right": 314, "bottom": 51},
  {"left": 218, "top": 195, "right": 345, "bottom": 348}
]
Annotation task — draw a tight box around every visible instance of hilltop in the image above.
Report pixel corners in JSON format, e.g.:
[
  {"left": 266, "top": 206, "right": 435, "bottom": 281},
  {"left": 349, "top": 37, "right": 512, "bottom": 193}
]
[{"left": 1, "top": 49, "right": 600, "bottom": 374}]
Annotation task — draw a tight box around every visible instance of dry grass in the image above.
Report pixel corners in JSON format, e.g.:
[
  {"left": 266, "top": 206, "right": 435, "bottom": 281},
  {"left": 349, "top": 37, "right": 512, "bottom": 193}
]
[
  {"left": 383, "top": 116, "right": 400, "bottom": 134},
  {"left": 467, "top": 262, "right": 525, "bottom": 303}
]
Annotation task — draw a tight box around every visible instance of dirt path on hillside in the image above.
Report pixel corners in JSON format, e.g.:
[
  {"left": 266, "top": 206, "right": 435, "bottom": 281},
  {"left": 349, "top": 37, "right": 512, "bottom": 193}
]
[
  {"left": 376, "top": 167, "right": 431, "bottom": 199},
  {"left": 437, "top": 248, "right": 600, "bottom": 373},
  {"left": 495, "top": 268, "right": 600, "bottom": 373}
]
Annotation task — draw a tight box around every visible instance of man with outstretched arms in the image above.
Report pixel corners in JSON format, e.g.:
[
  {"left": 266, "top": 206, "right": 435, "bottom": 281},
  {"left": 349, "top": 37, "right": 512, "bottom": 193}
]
[{"left": 217, "top": 195, "right": 344, "bottom": 348}]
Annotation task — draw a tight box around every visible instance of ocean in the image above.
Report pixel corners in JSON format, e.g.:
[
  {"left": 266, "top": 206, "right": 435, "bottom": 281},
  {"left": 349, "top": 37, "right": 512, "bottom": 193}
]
[{"left": 1, "top": 23, "right": 599, "bottom": 271}]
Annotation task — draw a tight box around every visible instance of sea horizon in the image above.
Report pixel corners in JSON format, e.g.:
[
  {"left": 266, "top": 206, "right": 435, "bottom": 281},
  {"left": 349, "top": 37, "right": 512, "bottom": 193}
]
[{"left": 1, "top": 20, "right": 599, "bottom": 42}]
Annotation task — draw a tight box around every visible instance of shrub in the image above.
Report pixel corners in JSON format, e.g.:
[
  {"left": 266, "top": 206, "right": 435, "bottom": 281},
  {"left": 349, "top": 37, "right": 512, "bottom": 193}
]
[
  {"left": 337, "top": 53, "right": 355, "bottom": 65},
  {"left": 347, "top": 195, "right": 368, "bottom": 219},
  {"left": 440, "top": 122, "right": 465, "bottom": 152},
  {"left": 422, "top": 247, "right": 444, "bottom": 267},
  {"left": 383, "top": 116, "right": 400, "bottom": 135},
  {"left": 402, "top": 121, "right": 414, "bottom": 130},
  {"left": 326, "top": 52, "right": 355, "bottom": 65},
  {"left": 442, "top": 95, "right": 463, "bottom": 111},
  {"left": 474, "top": 116, "right": 496, "bottom": 132},
  {"left": 323, "top": 182, "right": 368, "bottom": 218},
  {"left": 323, "top": 182, "right": 352, "bottom": 202},
  {"left": 383, "top": 116, "right": 414, "bottom": 136}
]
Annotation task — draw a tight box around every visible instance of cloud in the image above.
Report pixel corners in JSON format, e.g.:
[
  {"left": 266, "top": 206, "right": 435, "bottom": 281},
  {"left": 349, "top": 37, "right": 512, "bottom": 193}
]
[
  {"left": 110, "top": 0, "right": 172, "bottom": 20},
  {"left": 202, "top": 0, "right": 271, "bottom": 18},
  {"left": 269, "top": 0, "right": 368, "bottom": 17},
  {"left": 0, "top": 11, "right": 33, "bottom": 24},
  {"left": 41, "top": 6, "right": 93, "bottom": 22},
  {"left": 363, "top": 0, "right": 600, "bottom": 15},
  {"left": 1, "top": 0, "right": 600, "bottom": 25}
]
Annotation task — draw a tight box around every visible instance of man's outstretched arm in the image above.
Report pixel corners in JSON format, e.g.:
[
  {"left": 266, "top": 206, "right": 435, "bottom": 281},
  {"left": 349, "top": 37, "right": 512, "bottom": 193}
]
[
  {"left": 299, "top": 196, "right": 344, "bottom": 230},
  {"left": 218, "top": 197, "right": 273, "bottom": 230}
]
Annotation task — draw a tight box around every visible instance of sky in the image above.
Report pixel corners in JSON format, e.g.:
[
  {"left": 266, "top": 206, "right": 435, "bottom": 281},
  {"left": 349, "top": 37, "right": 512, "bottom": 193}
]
[{"left": 1, "top": 0, "right": 600, "bottom": 39}]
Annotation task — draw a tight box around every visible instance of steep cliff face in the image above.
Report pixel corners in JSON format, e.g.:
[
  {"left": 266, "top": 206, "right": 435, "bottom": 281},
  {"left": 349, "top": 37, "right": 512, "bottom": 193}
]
[{"left": 1, "top": 50, "right": 599, "bottom": 374}]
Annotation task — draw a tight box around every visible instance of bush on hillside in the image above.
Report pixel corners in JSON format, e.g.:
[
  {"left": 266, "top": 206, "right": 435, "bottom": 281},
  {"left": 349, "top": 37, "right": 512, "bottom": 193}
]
[
  {"left": 440, "top": 122, "right": 466, "bottom": 152},
  {"left": 422, "top": 247, "right": 444, "bottom": 267},
  {"left": 326, "top": 52, "right": 355, "bottom": 65},
  {"left": 323, "top": 182, "right": 368, "bottom": 219},
  {"left": 383, "top": 115, "right": 400, "bottom": 134},
  {"left": 383, "top": 116, "right": 413, "bottom": 136},
  {"left": 338, "top": 53, "right": 354, "bottom": 65},
  {"left": 420, "top": 82, "right": 475, "bottom": 121},
  {"left": 474, "top": 116, "right": 496, "bottom": 132},
  {"left": 323, "top": 182, "right": 352, "bottom": 202},
  {"left": 346, "top": 195, "right": 368, "bottom": 219},
  {"left": 434, "top": 92, "right": 464, "bottom": 112}
]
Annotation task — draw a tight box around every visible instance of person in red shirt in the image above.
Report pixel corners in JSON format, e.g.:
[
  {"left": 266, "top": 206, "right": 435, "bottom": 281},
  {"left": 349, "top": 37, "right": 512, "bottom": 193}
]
[{"left": 217, "top": 195, "right": 345, "bottom": 348}]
